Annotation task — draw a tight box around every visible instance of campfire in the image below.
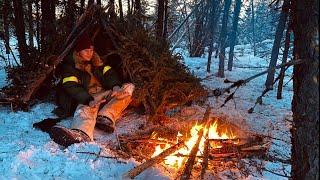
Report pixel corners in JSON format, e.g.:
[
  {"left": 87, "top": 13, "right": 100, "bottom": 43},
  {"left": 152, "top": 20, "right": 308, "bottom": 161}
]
[
  {"left": 151, "top": 120, "right": 237, "bottom": 169},
  {"left": 122, "top": 107, "right": 269, "bottom": 179}
]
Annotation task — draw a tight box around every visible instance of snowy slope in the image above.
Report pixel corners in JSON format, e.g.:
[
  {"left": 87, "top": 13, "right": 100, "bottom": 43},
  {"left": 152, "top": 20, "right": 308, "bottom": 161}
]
[{"left": 0, "top": 43, "right": 292, "bottom": 179}]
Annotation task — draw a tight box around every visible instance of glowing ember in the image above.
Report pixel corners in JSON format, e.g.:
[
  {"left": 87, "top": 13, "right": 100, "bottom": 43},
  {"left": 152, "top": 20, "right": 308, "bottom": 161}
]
[{"left": 151, "top": 120, "right": 237, "bottom": 168}]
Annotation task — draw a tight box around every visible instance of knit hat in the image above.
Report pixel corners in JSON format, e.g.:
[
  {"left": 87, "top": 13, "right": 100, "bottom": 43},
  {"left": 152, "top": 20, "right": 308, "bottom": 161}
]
[{"left": 75, "top": 34, "right": 93, "bottom": 52}]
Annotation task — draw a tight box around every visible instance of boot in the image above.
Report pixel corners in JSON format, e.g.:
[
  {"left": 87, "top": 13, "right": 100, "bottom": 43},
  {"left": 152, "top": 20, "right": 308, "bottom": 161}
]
[
  {"left": 49, "top": 126, "right": 91, "bottom": 147},
  {"left": 96, "top": 115, "right": 115, "bottom": 133}
]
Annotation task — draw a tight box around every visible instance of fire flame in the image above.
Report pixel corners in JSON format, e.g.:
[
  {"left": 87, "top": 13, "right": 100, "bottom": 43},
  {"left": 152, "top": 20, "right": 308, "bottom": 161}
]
[{"left": 151, "top": 120, "right": 237, "bottom": 168}]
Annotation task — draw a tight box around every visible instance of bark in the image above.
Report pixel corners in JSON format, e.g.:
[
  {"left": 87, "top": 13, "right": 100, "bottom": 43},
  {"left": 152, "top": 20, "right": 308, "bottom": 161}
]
[
  {"left": 127, "top": 0, "right": 131, "bottom": 15},
  {"left": 156, "top": 0, "right": 165, "bottom": 38},
  {"left": 118, "top": 0, "right": 124, "bottom": 20},
  {"left": 183, "top": 1, "right": 192, "bottom": 52},
  {"left": 12, "top": 0, "right": 28, "bottom": 65},
  {"left": 108, "top": 0, "right": 116, "bottom": 19},
  {"left": 191, "top": 0, "right": 206, "bottom": 57},
  {"left": 27, "top": 0, "right": 34, "bottom": 48},
  {"left": 66, "top": 0, "right": 77, "bottom": 33},
  {"left": 265, "top": 0, "right": 290, "bottom": 89},
  {"left": 80, "top": 0, "right": 85, "bottom": 14},
  {"left": 2, "top": 0, "right": 10, "bottom": 55},
  {"left": 291, "top": 0, "right": 319, "bottom": 179},
  {"left": 206, "top": 0, "right": 219, "bottom": 73},
  {"left": 217, "top": 0, "right": 232, "bottom": 78},
  {"left": 41, "top": 0, "right": 56, "bottom": 55},
  {"left": 251, "top": 0, "right": 256, "bottom": 56},
  {"left": 163, "top": 0, "right": 169, "bottom": 38},
  {"left": 88, "top": 0, "right": 94, "bottom": 7},
  {"left": 277, "top": 24, "right": 291, "bottom": 99},
  {"left": 134, "top": 0, "right": 141, "bottom": 17},
  {"left": 227, "top": 0, "right": 242, "bottom": 71},
  {"left": 35, "top": 0, "right": 40, "bottom": 50}
]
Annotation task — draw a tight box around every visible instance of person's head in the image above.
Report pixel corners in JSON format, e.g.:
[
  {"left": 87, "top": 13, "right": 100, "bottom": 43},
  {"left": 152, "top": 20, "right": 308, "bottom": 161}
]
[{"left": 75, "top": 34, "right": 94, "bottom": 61}]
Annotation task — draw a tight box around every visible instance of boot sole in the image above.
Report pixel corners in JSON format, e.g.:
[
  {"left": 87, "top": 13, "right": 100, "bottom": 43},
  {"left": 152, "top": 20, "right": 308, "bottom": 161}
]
[
  {"left": 49, "top": 126, "right": 82, "bottom": 147},
  {"left": 96, "top": 123, "right": 115, "bottom": 133}
]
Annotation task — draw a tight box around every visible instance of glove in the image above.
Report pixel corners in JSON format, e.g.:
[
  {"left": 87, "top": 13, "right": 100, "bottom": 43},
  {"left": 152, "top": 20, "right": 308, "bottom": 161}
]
[
  {"left": 122, "top": 83, "right": 135, "bottom": 96},
  {"left": 89, "top": 90, "right": 111, "bottom": 107},
  {"left": 111, "top": 83, "right": 135, "bottom": 100}
]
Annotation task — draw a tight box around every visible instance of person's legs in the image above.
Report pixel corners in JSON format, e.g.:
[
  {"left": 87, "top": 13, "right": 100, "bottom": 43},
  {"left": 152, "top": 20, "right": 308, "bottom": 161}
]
[
  {"left": 49, "top": 104, "right": 99, "bottom": 147},
  {"left": 71, "top": 104, "right": 99, "bottom": 140},
  {"left": 96, "top": 83, "right": 134, "bottom": 132}
]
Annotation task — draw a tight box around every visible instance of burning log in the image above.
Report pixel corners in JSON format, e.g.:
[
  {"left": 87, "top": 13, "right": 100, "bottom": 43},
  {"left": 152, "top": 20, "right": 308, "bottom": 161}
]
[
  {"left": 123, "top": 141, "right": 185, "bottom": 179},
  {"left": 200, "top": 138, "right": 210, "bottom": 179},
  {"left": 121, "top": 138, "right": 176, "bottom": 145},
  {"left": 180, "top": 107, "right": 211, "bottom": 180},
  {"left": 180, "top": 124, "right": 205, "bottom": 180}
]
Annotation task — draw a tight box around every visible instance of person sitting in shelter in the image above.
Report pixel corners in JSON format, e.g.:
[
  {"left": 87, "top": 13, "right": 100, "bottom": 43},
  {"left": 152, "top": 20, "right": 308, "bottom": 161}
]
[{"left": 50, "top": 33, "right": 134, "bottom": 147}]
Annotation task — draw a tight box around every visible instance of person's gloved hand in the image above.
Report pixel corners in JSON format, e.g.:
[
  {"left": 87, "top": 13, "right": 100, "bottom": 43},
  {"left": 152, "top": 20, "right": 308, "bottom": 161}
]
[
  {"left": 111, "top": 83, "right": 135, "bottom": 100},
  {"left": 122, "top": 83, "right": 135, "bottom": 96},
  {"left": 89, "top": 90, "right": 111, "bottom": 107}
]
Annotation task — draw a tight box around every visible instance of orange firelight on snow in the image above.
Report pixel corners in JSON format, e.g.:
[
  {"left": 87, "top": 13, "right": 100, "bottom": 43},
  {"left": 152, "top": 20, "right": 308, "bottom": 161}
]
[{"left": 151, "top": 120, "right": 237, "bottom": 168}]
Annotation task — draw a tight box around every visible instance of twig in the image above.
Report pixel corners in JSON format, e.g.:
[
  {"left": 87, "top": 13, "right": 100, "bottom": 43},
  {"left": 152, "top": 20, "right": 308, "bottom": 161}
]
[
  {"left": 76, "top": 151, "right": 127, "bottom": 163},
  {"left": 233, "top": 66, "right": 269, "bottom": 69},
  {"left": 248, "top": 66, "right": 290, "bottom": 113},
  {"left": 261, "top": 166, "right": 291, "bottom": 178},
  {"left": 168, "top": 0, "right": 205, "bottom": 40},
  {"left": 283, "top": 76, "right": 293, "bottom": 87}
]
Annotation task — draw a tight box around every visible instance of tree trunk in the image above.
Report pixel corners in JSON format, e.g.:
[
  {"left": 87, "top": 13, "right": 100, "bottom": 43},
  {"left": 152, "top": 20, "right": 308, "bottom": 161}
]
[
  {"left": 27, "top": 0, "right": 34, "bottom": 48},
  {"left": 134, "top": 0, "right": 141, "bottom": 17},
  {"left": 80, "top": 0, "right": 85, "bottom": 14},
  {"left": 127, "top": 0, "right": 131, "bottom": 15},
  {"left": 217, "top": 0, "right": 232, "bottom": 78},
  {"left": 183, "top": 0, "right": 192, "bottom": 52},
  {"left": 291, "top": 0, "right": 319, "bottom": 178},
  {"left": 35, "top": 0, "right": 41, "bottom": 51},
  {"left": 265, "top": 0, "right": 290, "bottom": 89},
  {"left": 277, "top": 23, "right": 291, "bottom": 99},
  {"left": 227, "top": 0, "right": 242, "bottom": 71},
  {"left": 41, "top": 0, "right": 56, "bottom": 55},
  {"left": 118, "top": 0, "right": 124, "bottom": 20},
  {"left": 156, "top": 0, "right": 165, "bottom": 39},
  {"left": 12, "top": 0, "right": 28, "bottom": 65},
  {"left": 66, "top": 0, "right": 76, "bottom": 33},
  {"left": 2, "top": 0, "right": 10, "bottom": 55},
  {"left": 163, "top": 0, "right": 169, "bottom": 38},
  {"left": 88, "top": 0, "right": 94, "bottom": 7},
  {"left": 108, "top": 0, "right": 117, "bottom": 20},
  {"left": 251, "top": 0, "right": 256, "bottom": 56},
  {"left": 191, "top": 0, "right": 206, "bottom": 57},
  {"left": 206, "top": 0, "right": 219, "bottom": 73}
]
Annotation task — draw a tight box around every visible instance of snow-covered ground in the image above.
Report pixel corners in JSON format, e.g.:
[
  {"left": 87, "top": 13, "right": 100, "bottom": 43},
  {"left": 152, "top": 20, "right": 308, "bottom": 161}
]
[{"left": 0, "top": 43, "right": 292, "bottom": 179}]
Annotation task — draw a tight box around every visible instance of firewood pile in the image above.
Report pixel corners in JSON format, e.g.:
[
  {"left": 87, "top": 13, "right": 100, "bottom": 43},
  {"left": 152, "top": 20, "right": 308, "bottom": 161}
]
[{"left": 117, "top": 108, "right": 270, "bottom": 179}]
